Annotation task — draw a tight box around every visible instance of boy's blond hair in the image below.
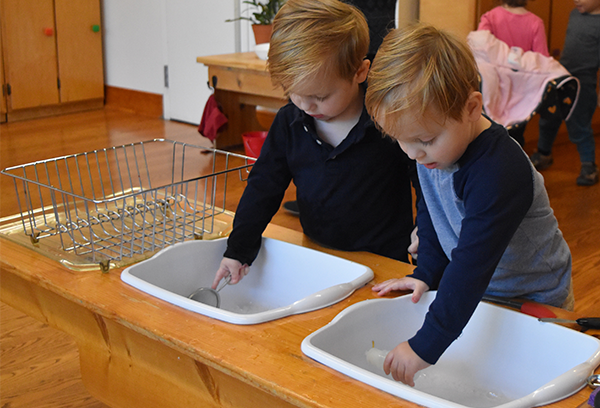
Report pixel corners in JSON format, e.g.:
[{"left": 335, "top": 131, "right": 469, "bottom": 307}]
[
  {"left": 267, "top": 0, "right": 369, "bottom": 94},
  {"left": 365, "top": 23, "right": 480, "bottom": 133}
]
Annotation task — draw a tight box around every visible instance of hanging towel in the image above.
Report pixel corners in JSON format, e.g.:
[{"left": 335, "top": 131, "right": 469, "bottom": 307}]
[{"left": 198, "top": 95, "right": 228, "bottom": 142}]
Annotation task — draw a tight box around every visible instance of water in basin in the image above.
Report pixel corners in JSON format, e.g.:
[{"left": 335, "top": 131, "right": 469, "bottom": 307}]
[
  {"left": 121, "top": 237, "right": 373, "bottom": 324},
  {"left": 302, "top": 292, "right": 600, "bottom": 408}
]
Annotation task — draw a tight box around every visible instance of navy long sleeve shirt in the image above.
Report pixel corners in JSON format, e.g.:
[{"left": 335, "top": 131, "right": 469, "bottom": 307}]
[
  {"left": 224, "top": 102, "right": 417, "bottom": 265},
  {"left": 408, "top": 121, "right": 571, "bottom": 364}
]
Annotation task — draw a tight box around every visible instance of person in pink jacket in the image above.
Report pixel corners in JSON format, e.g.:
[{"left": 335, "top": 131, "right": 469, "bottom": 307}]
[{"left": 478, "top": 0, "right": 549, "bottom": 146}]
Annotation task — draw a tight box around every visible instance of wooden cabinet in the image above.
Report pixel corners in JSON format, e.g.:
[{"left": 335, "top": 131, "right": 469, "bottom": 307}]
[
  {"left": 2, "top": 0, "right": 59, "bottom": 110},
  {"left": 0, "top": 0, "right": 104, "bottom": 122},
  {"left": 547, "top": 0, "right": 572, "bottom": 59},
  {"left": 419, "top": 0, "right": 478, "bottom": 39},
  {"left": 0, "top": 28, "right": 6, "bottom": 123},
  {"left": 54, "top": 0, "right": 104, "bottom": 103}
]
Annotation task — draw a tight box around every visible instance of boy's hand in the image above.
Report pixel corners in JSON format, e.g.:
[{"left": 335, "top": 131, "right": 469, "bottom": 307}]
[
  {"left": 408, "top": 226, "right": 419, "bottom": 260},
  {"left": 384, "top": 342, "right": 430, "bottom": 386},
  {"left": 212, "top": 257, "right": 249, "bottom": 289},
  {"left": 372, "top": 277, "right": 429, "bottom": 303}
]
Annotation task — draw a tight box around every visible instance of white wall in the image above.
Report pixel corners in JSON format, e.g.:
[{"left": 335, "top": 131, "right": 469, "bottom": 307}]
[
  {"left": 102, "top": 0, "right": 167, "bottom": 94},
  {"left": 100, "top": 0, "right": 417, "bottom": 109},
  {"left": 101, "top": 0, "right": 255, "bottom": 124}
]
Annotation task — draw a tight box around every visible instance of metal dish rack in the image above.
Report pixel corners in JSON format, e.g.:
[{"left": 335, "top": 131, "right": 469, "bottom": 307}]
[{"left": 0, "top": 139, "right": 254, "bottom": 272}]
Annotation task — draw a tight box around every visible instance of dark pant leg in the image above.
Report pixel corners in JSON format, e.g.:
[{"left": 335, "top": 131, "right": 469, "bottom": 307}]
[
  {"left": 564, "top": 82, "right": 597, "bottom": 163},
  {"left": 537, "top": 107, "right": 563, "bottom": 155},
  {"left": 508, "top": 123, "right": 527, "bottom": 147}
]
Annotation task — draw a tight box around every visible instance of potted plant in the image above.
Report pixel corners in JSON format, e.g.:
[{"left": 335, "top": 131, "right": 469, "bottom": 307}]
[{"left": 227, "top": 0, "right": 286, "bottom": 44}]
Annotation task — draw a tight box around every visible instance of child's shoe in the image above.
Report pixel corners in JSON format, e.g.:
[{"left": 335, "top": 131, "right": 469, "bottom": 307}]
[
  {"left": 576, "top": 162, "right": 599, "bottom": 186},
  {"left": 529, "top": 151, "right": 553, "bottom": 171},
  {"left": 283, "top": 200, "right": 300, "bottom": 216}
]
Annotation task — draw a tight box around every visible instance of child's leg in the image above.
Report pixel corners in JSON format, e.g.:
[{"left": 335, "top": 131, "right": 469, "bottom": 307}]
[
  {"left": 508, "top": 123, "right": 526, "bottom": 147},
  {"left": 537, "top": 110, "right": 563, "bottom": 156},
  {"left": 532, "top": 112, "right": 562, "bottom": 170},
  {"left": 564, "top": 82, "right": 597, "bottom": 164}
]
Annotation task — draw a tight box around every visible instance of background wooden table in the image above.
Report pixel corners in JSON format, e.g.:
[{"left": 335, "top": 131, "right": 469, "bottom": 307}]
[{"left": 197, "top": 52, "right": 287, "bottom": 148}]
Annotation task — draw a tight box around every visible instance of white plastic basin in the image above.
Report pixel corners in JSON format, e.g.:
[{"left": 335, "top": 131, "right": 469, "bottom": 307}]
[
  {"left": 121, "top": 237, "right": 373, "bottom": 324},
  {"left": 302, "top": 292, "right": 600, "bottom": 408}
]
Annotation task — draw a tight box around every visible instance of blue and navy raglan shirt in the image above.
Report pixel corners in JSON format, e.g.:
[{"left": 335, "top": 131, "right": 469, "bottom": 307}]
[{"left": 408, "top": 120, "right": 572, "bottom": 364}]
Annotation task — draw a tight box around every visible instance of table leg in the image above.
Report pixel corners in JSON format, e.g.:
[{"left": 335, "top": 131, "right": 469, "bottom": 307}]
[{"left": 214, "top": 89, "right": 263, "bottom": 149}]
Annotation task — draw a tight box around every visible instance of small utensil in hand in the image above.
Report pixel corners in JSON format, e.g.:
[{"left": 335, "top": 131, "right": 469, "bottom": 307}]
[{"left": 188, "top": 274, "right": 231, "bottom": 308}]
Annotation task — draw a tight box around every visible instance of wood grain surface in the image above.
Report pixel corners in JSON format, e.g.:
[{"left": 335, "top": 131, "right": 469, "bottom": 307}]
[{"left": 1, "top": 107, "right": 598, "bottom": 407}]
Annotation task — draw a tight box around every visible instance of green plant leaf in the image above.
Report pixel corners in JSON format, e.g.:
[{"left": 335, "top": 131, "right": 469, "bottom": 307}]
[{"left": 226, "top": 0, "right": 286, "bottom": 25}]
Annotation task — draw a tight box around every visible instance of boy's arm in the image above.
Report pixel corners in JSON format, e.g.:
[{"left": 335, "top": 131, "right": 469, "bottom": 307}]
[
  {"left": 409, "top": 152, "right": 534, "bottom": 365},
  {"left": 224, "top": 113, "right": 293, "bottom": 265},
  {"left": 408, "top": 193, "right": 448, "bottom": 288}
]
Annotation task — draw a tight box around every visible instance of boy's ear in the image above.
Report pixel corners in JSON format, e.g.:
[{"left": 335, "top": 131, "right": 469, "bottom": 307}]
[
  {"left": 466, "top": 91, "right": 484, "bottom": 122},
  {"left": 355, "top": 59, "right": 370, "bottom": 83}
]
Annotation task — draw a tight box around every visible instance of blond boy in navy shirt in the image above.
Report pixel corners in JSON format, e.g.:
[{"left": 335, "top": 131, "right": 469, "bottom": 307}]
[{"left": 212, "top": 0, "right": 417, "bottom": 288}]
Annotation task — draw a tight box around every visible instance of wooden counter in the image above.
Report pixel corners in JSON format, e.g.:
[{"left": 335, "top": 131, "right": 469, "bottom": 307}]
[
  {"left": 196, "top": 52, "right": 287, "bottom": 148},
  {"left": 0, "top": 224, "right": 597, "bottom": 408}
]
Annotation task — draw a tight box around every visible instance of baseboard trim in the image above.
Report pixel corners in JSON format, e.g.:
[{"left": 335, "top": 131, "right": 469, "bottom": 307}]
[
  {"left": 105, "top": 86, "right": 163, "bottom": 118},
  {"left": 6, "top": 99, "right": 104, "bottom": 122}
]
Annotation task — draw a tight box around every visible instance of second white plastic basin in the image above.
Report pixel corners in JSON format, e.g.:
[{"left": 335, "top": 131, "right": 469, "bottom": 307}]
[{"left": 302, "top": 292, "right": 600, "bottom": 408}]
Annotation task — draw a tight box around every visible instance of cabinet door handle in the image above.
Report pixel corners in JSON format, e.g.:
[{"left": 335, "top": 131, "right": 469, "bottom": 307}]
[
  {"left": 43, "top": 27, "right": 54, "bottom": 36},
  {"left": 91, "top": 24, "right": 100, "bottom": 33}
]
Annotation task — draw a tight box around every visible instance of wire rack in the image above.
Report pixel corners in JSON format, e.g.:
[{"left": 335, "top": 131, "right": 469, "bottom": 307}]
[{"left": 0, "top": 139, "right": 254, "bottom": 272}]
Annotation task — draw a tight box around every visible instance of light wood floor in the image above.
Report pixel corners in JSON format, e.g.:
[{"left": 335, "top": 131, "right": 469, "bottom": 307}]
[{"left": 1, "top": 108, "right": 598, "bottom": 407}]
